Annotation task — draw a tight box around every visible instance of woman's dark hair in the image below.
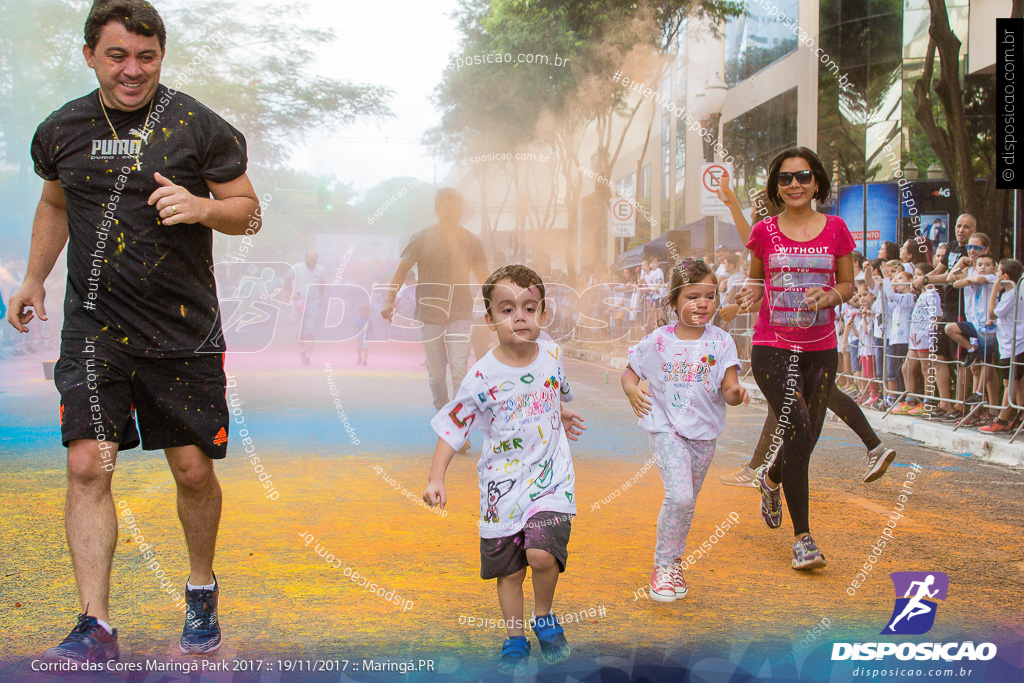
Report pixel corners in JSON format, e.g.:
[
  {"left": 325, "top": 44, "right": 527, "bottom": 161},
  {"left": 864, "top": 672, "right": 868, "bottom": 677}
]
[
  {"left": 880, "top": 241, "right": 899, "bottom": 261},
  {"left": 904, "top": 237, "right": 931, "bottom": 264},
  {"left": 666, "top": 258, "right": 716, "bottom": 309},
  {"left": 85, "top": 0, "right": 166, "bottom": 52},
  {"left": 765, "top": 147, "right": 831, "bottom": 207}
]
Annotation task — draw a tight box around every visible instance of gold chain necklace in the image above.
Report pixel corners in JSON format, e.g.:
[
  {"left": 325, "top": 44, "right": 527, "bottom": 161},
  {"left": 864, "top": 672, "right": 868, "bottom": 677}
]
[{"left": 98, "top": 92, "right": 156, "bottom": 171}]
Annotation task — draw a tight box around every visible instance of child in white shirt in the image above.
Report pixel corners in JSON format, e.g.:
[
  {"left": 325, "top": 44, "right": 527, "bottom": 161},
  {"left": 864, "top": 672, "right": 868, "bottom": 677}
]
[
  {"left": 424, "top": 265, "right": 585, "bottom": 675},
  {"left": 621, "top": 259, "right": 747, "bottom": 602}
]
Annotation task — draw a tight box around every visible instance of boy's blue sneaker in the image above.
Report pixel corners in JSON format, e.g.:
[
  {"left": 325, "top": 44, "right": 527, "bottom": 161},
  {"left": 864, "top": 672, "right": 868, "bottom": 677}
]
[
  {"left": 43, "top": 613, "right": 119, "bottom": 663},
  {"left": 498, "top": 636, "right": 530, "bottom": 676},
  {"left": 179, "top": 575, "right": 221, "bottom": 654},
  {"left": 531, "top": 611, "right": 570, "bottom": 664}
]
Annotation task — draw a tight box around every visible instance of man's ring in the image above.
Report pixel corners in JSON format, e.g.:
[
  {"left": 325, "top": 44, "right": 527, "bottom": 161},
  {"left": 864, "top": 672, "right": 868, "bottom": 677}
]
[{"left": 170, "top": 205, "right": 177, "bottom": 215}]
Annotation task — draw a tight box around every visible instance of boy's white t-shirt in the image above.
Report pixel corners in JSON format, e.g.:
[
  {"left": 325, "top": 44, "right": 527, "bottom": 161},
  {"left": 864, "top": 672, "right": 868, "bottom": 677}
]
[
  {"left": 431, "top": 341, "right": 576, "bottom": 539},
  {"left": 883, "top": 279, "right": 913, "bottom": 345},
  {"left": 964, "top": 268, "right": 997, "bottom": 329},
  {"left": 909, "top": 289, "right": 941, "bottom": 351},
  {"left": 993, "top": 287, "right": 1024, "bottom": 359},
  {"left": 627, "top": 323, "right": 741, "bottom": 441}
]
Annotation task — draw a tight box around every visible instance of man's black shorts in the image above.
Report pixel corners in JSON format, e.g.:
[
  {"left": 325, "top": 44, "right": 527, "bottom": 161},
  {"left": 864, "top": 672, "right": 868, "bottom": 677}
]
[{"left": 55, "top": 340, "right": 229, "bottom": 459}]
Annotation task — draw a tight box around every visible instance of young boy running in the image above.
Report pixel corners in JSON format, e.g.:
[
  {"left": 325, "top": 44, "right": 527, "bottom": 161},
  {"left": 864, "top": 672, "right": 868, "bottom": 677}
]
[{"left": 423, "top": 264, "right": 585, "bottom": 675}]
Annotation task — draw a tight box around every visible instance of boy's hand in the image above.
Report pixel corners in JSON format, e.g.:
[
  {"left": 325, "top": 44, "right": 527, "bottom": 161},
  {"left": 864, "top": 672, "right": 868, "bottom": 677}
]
[
  {"left": 560, "top": 407, "right": 586, "bottom": 441},
  {"left": 423, "top": 480, "right": 447, "bottom": 510},
  {"left": 719, "top": 303, "right": 740, "bottom": 322},
  {"left": 625, "top": 384, "right": 653, "bottom": 417}
]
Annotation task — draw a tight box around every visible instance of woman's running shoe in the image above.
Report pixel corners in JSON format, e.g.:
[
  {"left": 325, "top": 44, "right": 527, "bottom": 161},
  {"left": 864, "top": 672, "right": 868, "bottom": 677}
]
[
  {"left": 756, "top": 466, "right": 783, "bottom": 529},
  {"left": 719, "top": 464, "right": 757, "bottom": 487},
  {"left": 864, "top": 445, "right": 896, "bottom": 482},
  {"left": 649, "top": 565, "right": 677, "bottom": 602},
  {"left": 907, "top": 403, "right": 928, "bottom": 416},
  {"left": 792, "top": 534, "right": 827, "bottom": 570}
]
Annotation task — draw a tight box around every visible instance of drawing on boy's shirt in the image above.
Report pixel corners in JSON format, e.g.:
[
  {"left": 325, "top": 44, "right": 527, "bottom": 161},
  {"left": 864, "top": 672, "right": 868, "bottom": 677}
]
[
  {"left": 485, "top": 479, "right": 515, "bottom": 522},
  {"left": 503, "top": 458, "right": 520, "bottom": 473},
  {"left": 546, "top": 347, "right": 560, "bottom": 360},
  {"left": 533, "top": 458, "right": 554, "bottom": 490},
  {"left": 565, "top": 491, "right": 573, "bottom": 504},
  {"left": 510, "top": 502, "right": 523, "bottom": 519},
  {"left": 492, "top": 438, "right": 524, "bottom": 454},
  {"left": 521, "top": 373, "right": 535, "bottom": 384},
  {"left": 448, "top": 402, "right": 475, "bottom": 429}
]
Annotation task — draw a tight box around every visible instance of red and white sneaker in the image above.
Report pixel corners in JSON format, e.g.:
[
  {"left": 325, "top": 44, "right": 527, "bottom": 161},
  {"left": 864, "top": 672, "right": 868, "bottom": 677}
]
[
  {"left": 671, "top": 560, "right": 689, "bottom": 599},
  {"left": 649, "top": 565, "right": 676, "bottom": 602}
]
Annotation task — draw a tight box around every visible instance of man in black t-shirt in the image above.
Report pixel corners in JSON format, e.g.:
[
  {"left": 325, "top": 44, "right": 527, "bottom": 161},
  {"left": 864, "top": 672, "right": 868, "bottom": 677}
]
[
  {"left": 381, "top": 189, "right": 489, "bottom": 417},
  {"left": 915, "top": 213, "right": 977, "bottom": 419},
  {"left": 6, "top": 0, "right": 260, "bottom": 663}
]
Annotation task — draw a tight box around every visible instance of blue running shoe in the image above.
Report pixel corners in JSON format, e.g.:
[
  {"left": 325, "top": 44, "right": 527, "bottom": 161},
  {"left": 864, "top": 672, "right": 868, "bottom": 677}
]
[
  {"left": 531, "top": 611, "right": 570, "bottom": 664},
  {"left": 498, "top": 636, "right": 530, "bottom": 676},
  {"left": 180, "top": 574, "right": 221, "bottom": 654},
  {"left": 756, "top": 466, "right": 783, "bottom": 529},
  {"left": 43, "top": 613, "right": 119, "bottom": 663}
]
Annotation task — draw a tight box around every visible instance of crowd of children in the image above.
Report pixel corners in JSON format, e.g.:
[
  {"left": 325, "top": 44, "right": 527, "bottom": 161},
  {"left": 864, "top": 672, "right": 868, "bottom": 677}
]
[{"left": 836, "top": 234, "right": 1024, "bottom": 434}]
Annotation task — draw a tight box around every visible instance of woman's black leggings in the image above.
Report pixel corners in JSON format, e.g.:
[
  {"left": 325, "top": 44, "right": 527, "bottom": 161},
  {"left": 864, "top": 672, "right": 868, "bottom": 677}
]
[
  {"left": 751, "top": 345, "right": 838, "bottom": 536},
  {"left": 749, "top": 385, "right": 881, "bottom": 469}
]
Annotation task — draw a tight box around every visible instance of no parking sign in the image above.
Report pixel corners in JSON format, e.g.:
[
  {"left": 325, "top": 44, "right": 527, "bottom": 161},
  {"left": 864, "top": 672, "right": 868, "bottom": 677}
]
[
  {"left": 610, "top": 197, "right": 636, "bottom": 237},
  {"left": 700, "top": 162, "right": 733, "bottom": 216}
]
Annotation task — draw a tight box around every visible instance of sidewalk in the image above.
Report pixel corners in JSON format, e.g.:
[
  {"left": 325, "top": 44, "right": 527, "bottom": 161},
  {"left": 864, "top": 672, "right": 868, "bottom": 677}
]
[{"left": 563, "top": 344, "right": 1024, "bottom": 470}]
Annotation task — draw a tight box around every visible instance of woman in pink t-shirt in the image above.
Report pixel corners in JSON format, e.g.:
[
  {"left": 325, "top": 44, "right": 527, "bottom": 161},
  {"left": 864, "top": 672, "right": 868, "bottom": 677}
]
[{"left": 736, "top": 147, "right": 855, "bottom": 571}]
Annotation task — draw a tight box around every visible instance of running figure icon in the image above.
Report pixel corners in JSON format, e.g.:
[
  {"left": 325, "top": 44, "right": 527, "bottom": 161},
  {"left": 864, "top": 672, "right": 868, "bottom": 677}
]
[
  {"left": 881, "top": 571, "right": 949, "bottom": 635},
  {"left": 887, "top": 574, "right": 939, "bottom": 631}
]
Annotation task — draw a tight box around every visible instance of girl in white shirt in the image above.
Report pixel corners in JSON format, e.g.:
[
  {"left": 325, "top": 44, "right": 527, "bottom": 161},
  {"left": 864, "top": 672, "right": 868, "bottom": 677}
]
[{"left": 621, "top": 259, "right": 748, "bottom": 602}]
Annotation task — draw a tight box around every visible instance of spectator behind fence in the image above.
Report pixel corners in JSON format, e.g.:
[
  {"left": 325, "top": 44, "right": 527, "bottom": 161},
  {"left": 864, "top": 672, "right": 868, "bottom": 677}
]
[
  {"left": 893, "top": 264, "right": 946, "bottom": 416},
  {"left": 915, "top": 214, "right": 977, "bottom": 422},
  {"left": 981, "top": 259, "right": 1024, "bottom": 433},
  {"left": 945, "top": 234, "right": 1000, "bottom": 428}
]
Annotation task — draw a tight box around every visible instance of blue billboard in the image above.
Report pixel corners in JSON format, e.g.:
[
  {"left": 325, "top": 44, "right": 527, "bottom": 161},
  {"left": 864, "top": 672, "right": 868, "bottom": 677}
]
[{"left": 824, "top": 183, "right": 900, "bottom": 258}]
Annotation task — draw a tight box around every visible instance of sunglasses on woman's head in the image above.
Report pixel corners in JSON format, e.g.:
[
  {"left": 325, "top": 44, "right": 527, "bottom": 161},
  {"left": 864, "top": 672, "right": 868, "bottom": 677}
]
[
  {"left": 965, "top": 245, "right": 984, "bottom": 251},
  {"left": 778, "top": 170, "right": 814, "bottom": 186}
]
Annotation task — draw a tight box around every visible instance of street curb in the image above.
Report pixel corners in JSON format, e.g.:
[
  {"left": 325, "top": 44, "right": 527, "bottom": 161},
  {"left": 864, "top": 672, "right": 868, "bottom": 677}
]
[{"left": 738, "top": 379, "right": 1024, "bottom": 470}]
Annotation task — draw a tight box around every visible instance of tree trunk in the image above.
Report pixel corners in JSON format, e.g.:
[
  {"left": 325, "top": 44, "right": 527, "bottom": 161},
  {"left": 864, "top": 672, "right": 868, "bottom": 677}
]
[{"left": 913, "top": 0, "right": 1011, "bottom": 254}]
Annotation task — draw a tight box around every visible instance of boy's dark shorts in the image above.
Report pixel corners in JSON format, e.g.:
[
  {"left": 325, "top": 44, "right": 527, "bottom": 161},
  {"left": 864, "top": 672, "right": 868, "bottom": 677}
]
[
  {"left": 54, "top": 340, "right": 229, "bottom": 459},
  {"left": 480, "top": 511, "right": 572, "bottom": 580},
  {"left": 997, "top": 353, "right": 1024, "bottom": 382}
]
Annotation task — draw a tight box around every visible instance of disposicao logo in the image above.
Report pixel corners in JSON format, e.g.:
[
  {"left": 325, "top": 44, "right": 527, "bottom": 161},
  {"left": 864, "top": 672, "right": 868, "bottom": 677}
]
[
  {"left": 832, "top": 571, "right": 997, "bottom": 662},
  {"left": 882, "top": 571, "right": 948, "bottom": 635}
]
